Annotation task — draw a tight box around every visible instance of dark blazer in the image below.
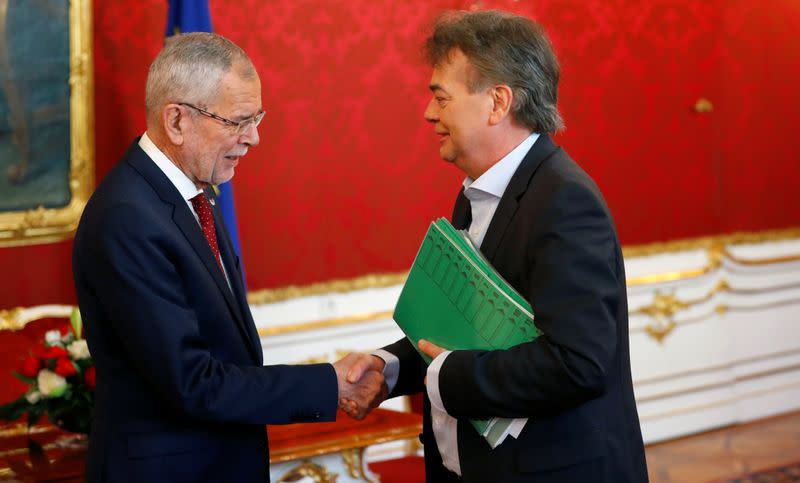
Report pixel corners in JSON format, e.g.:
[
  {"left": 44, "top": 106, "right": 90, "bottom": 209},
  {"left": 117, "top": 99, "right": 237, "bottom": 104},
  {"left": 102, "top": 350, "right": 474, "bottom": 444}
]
[
  {"left": 73, "top": 140, "right": 338, "bottom": 483},
  {"left": 384, "top": 135, "right": 648, "bottom": 482}
]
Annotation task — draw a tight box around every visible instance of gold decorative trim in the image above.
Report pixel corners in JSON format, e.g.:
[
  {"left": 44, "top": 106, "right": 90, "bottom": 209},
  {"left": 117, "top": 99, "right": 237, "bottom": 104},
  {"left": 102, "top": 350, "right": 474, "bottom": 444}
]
[
  {"left": 632, "top": 296, "right": 800, "bottom": 342},
  {"left": 248, "top": 273, "right": 407, "bottom": 305},
  {"left": 0, "top": 423, "right": 53, "bottom": 439},
  {"left": 341, "top": 447, "right": 377, "bottom": 483},
  {"left": 634, "top": 347, "right": 800, "bottom": 386},
  {"left": 0, "top": 0, "right": 94, "bottom": 247},
  {"left": 275, "top": 461, "right": 337, "bottom": 483},
  {"left": 269, "top": 423, "right": 421, "bottom": 463},
  {"left": 621, "top": 227, "right": 800, "bottom": 258},
  {"left": 638, "top": 380, "right": 800, "bottom": 422},
  {"left": 0, "top": 307, "right": 24, "bottom": 331},
  {"left": 0, "top": 305, "right": 73, "bottom": 331},
  {"left": 257, "top": 311, "right": 393, "bottom": 337},
  {"left": 247, "top": 228, "right": 800, "bottom": 303}
]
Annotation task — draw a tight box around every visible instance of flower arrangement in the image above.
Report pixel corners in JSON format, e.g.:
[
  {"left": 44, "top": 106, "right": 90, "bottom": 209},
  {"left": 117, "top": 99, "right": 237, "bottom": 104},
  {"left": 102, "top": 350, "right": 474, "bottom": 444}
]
[{"left": 0, "top": 309, "right": 94, "bottom": 434}]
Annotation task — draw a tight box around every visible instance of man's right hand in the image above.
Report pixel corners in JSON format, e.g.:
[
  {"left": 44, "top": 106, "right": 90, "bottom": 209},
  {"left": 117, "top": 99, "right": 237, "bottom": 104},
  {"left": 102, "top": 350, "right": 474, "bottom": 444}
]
[{"left": 332, "top": 353, "right": 388, "bottom": 420}]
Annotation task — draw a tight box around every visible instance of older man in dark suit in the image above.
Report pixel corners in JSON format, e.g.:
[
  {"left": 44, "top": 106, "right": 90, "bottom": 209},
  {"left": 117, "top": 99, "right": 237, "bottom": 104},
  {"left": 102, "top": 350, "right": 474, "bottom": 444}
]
[
  {"left": 344, "top": 10, "right": 648, "bottom": 483},
  {"left": 73, "top": 32, "right": 383, "bottom": 483}
]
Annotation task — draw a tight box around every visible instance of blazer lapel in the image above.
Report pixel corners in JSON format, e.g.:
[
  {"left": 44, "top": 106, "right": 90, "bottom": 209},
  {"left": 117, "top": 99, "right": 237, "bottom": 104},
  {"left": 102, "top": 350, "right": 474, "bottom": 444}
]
[
  {"left": 208, "top": 191, "right": 263, "bottom": 364},
  {"left": 125, "top": 142, "right": 259, "bottom": 362},
  {"left": 480, "top": 134, "right": 560, "bottom": 261}
]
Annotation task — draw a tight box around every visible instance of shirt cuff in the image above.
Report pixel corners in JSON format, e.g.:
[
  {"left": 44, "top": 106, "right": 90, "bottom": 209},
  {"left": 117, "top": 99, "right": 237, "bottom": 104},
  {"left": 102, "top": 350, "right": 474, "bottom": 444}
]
[
  {"left": 371, "top": 349, "right": 399, "bottom": 393},
  {"left": 426, "top": 350, "right": 452, "bottom": 412}
]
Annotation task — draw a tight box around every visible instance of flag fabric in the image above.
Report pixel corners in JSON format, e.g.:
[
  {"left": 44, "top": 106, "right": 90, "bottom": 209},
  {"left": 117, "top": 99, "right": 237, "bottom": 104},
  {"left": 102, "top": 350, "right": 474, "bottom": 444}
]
[{"left": 166, "top": 0, "right": 247, "bottom": 283}]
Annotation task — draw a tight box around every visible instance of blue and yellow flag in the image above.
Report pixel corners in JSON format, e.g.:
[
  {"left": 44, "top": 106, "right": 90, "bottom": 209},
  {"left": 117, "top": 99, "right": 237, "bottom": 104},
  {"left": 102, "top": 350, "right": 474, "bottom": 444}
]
[{"left": 166, "top": 0, "right": 247, "bottom": 283}]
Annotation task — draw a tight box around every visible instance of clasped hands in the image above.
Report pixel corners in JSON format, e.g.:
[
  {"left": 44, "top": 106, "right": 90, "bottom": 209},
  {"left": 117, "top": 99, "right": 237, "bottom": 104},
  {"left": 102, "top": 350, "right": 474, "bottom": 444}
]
[
  {"left": 334, "top": 339, "right": 445, "bottom": 420},
  {"left": 333, "top": 353, "right": 387, "bottom": 420}
]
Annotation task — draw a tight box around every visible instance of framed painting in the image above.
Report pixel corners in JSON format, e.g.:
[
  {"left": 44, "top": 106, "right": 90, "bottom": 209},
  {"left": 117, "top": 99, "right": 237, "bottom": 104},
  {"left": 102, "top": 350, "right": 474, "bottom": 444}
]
[{"left": 0, "top": 0, "right": 93, "bottom": 247}]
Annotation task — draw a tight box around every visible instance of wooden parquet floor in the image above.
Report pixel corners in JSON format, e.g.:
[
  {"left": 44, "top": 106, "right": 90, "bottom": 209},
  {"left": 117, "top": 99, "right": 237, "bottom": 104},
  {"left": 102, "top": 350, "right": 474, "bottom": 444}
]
[{"left": 646, "top": 410, "right": 800, "bottom": 482}]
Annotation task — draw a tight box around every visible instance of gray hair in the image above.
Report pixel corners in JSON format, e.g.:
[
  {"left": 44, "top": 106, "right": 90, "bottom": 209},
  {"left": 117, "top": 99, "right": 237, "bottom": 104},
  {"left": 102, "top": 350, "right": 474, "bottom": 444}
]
[
  {"left": 424, "top": 10, "right": 564, "bottom": 133},
  {"left": 145, "top": 32, "right": 256, "bottom": 122}
]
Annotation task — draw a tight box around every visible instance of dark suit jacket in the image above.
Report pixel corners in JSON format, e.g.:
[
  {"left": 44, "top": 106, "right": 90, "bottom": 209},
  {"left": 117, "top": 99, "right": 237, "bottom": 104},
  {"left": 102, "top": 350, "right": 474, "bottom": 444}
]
[
  {"left": 384, "top": 135, "right": 648, "bottom": 482},
  {"left": 73, "top": 140, "right": 338, "bottom": 483}
]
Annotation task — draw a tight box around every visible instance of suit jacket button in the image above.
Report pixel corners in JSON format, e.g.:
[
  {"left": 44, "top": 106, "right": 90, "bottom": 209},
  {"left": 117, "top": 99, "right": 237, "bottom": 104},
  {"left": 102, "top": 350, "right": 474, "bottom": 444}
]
[{"left": 314, "top": 412, "right": 320, "bottom": 419}]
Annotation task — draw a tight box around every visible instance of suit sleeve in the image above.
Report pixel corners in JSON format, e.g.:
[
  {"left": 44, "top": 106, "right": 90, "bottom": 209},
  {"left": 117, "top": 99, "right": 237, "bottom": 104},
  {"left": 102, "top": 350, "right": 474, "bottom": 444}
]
[
  {"left": 80, "top": 201, "right": 338, "bottom": 425},
  {"left": 381, "top": 338, "right": 426, "bottom": 397},
  {"left": 438, "top": 181, "right": 621, "bottom": 419}
]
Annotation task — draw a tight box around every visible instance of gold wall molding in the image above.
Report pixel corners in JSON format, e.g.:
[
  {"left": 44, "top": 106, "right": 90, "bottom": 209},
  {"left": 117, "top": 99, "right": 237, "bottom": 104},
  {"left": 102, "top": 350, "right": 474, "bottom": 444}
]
[
  {"left": 638, "top": 380, "right": 800, "bottom": 422},
  {"left": 275, "top": 461, "right": 337, "bottom": 483},
  {"left": 0, "top": 0, "right": 94, "bottom": 247},
  {"left": 247, "top": 227, "right": 800, "bottom": 303},
  {"left": 341, "top": 448, "right": 377, "bottom": 483},
  {"left": 633, "top": 292, "right": 800, "bottom": 343},
  {"left": 0, "top": 305, "right": 72, "bottom": 331},
  {"left": 248, "top": 272, "right": 407, "bottom": 305},
  {"left": 621, "top": 227, "right": 800, "bottom": 258},
  {"left": 257, "top": 311, "right": 393, "bottom": 337},
  {"left": 0, "top": 307, "right": 23, "bottom": 331}
]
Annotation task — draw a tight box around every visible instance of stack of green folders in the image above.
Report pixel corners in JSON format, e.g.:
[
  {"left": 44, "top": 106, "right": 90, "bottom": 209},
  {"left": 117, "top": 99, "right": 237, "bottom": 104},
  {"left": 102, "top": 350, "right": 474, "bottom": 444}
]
[{"left": 393, "top": 218, "right": 541, "bottom": 448}]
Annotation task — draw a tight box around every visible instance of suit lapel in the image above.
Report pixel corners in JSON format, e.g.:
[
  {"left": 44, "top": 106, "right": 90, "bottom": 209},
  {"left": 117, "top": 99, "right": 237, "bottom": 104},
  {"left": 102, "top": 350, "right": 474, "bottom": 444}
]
[
  {"left": 208, "top": 190, "right": 263, "bottom": 364},
  {"left": 451, "top": 188, "right": 471, "bottom": 229},
  {"left": 125, "top": 143, "right": 260, "bottom": 363},
  {"left": 480, "top": 134, "right": 560, "bottom": 261}
]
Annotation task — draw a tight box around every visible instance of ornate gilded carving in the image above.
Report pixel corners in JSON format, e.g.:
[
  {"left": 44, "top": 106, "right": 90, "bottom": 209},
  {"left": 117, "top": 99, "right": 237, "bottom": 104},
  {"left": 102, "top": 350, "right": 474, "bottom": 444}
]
[
  {"left": 0, "top": 307, "right": 23, "bottom": 331},
  {"left": 341, "top": 448, "right": 377, "bottom": 483},
  {"left": 638, "top": 292, "right": 686, "bottom": 343},
  {"left": 276, "top": 461, "right": 338, "bottom": 483}
]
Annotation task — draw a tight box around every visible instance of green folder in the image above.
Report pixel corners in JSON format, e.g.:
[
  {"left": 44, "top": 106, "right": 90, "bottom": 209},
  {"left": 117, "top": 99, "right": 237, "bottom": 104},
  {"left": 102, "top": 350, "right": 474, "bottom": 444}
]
[{"left": 393, "top": 218, "right": 541, "bottom": 444}]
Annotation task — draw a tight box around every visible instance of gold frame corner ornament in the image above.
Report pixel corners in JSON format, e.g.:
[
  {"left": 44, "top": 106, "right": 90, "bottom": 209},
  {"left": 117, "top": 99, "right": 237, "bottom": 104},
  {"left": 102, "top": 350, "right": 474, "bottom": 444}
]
[{"left": 0, "top": 0, "right": 94, "bottom": 247}]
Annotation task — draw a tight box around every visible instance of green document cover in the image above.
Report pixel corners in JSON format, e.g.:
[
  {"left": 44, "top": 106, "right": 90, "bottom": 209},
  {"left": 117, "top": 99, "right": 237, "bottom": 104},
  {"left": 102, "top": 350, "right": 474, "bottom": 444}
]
[{"left": 393, "top": 218, "right": 541, "bottom": 445}]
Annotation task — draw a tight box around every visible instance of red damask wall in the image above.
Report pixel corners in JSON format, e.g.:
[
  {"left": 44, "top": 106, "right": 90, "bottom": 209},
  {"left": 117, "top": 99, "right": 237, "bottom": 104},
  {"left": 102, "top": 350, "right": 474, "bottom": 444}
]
[{"left": 1, "top": 1, "right": 799, "bottom": 308}]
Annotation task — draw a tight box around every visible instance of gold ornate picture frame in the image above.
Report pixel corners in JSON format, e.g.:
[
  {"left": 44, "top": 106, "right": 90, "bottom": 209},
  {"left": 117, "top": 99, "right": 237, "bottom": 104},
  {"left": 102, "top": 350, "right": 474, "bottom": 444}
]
[{"left": 0, "top": 0, "right": 93, "bottom": 247}]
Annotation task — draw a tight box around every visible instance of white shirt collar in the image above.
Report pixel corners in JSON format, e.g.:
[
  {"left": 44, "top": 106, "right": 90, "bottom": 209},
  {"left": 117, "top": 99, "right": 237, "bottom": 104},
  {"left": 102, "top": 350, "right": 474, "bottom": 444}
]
[
  {"left": 138, "top": 132, "right": 203, "bottom": 202},
  {"left": 462, "top": 133, "right": 539, "bottom": 200}
]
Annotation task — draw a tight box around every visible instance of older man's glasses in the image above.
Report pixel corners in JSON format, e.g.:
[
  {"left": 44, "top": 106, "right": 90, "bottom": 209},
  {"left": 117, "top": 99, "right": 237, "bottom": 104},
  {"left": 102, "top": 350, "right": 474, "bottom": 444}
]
[{"left": 179, "top": 102, "right": 265, "bottom": 135}]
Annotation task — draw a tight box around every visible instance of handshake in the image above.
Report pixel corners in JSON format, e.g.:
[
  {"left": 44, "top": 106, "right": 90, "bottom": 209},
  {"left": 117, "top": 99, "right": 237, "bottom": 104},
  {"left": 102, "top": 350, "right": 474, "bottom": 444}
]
[{"left": 332, "top": 353, "right": 388, "bottom": 420}]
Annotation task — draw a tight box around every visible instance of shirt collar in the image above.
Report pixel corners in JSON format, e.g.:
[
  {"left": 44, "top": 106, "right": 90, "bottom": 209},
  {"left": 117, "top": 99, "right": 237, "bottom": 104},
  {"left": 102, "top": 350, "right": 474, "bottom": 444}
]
[
  {"left": 462, "top": 133, "right": 539, "bottom": 200},
  {"left": 139, "top": 132, "right": 203, "bottom": 202}
]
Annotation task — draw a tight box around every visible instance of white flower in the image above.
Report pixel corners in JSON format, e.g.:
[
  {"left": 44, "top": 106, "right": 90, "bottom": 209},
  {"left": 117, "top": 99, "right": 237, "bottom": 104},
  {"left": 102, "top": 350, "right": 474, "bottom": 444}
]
[
  {"left": 25, "top": 390, "right": 42, "bottom": 404},
  {"left": 67, "top": 339, "right": 91, "bottom": 360},
  {"left": 37, "top": 369, "right": 67, "bottom": 398},
  {"left": 45, "top": 330, "right": 63, "bottom": 346}
]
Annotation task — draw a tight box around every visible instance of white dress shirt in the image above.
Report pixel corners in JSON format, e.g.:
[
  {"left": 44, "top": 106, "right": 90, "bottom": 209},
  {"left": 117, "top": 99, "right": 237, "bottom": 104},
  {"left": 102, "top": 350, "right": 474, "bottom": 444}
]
[
  {"left": 138, "top": 133, "right": 230, "bottom": 284},
  {"left": 379, "top": 133, "right": 539, "bottom": 476}
]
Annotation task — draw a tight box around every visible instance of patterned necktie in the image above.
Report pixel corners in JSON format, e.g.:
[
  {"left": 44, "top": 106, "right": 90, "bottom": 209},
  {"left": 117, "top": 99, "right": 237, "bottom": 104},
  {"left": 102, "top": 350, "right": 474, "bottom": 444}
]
[{"left": 190, "top": 193, "right": 223, "bottom": 272}]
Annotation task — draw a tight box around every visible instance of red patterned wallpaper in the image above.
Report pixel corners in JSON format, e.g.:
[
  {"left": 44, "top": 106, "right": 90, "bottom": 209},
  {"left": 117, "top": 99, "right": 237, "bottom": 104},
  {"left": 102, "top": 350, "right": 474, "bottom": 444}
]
[{"left": 0, "top": 0, "right": 799, "bottom": 310}]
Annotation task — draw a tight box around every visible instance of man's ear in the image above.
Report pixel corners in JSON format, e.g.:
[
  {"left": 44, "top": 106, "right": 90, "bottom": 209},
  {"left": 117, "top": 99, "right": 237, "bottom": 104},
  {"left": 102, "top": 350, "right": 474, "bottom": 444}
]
[
  {"left": 163, "top": 104, "right": 186, "bottom": 145},
  {"left": 488, "top": 85, "right": 513, "bottom": 125}
]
